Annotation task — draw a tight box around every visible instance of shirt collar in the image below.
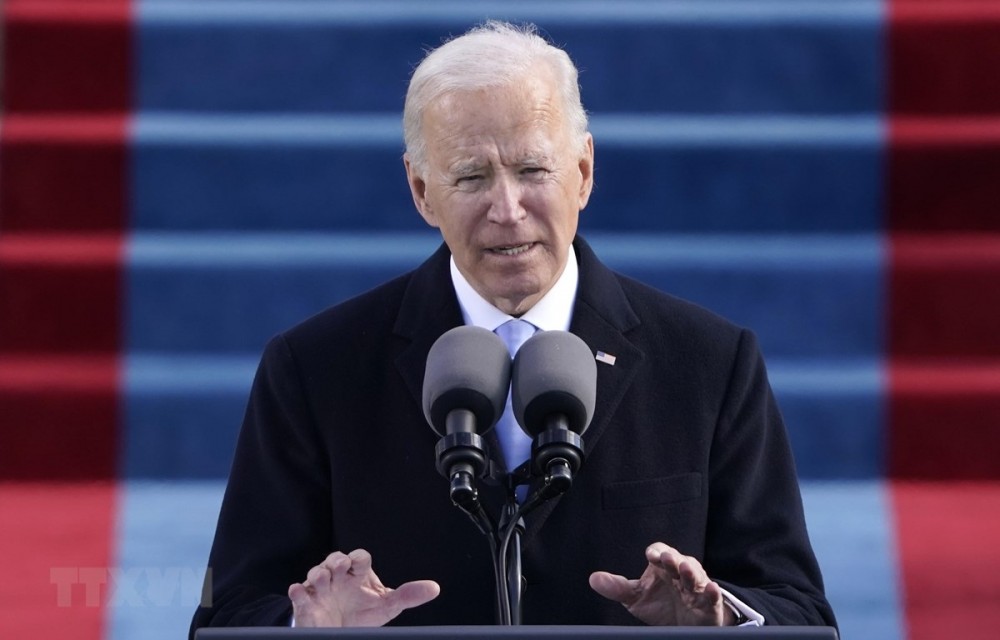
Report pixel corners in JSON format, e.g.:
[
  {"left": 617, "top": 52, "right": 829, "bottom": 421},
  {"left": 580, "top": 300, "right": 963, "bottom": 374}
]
[{"left": 450, "top": 246, "right": 578, "bottom": 333}]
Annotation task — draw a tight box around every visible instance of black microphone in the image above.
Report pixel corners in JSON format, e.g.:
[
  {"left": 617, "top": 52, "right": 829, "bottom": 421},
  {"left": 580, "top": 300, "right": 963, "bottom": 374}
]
[
  {"left": 423, "top": 326, "right": 511, "bottom": 508},
  {"left": 511, "top": 330, "right": 597, "bottom": 494}
]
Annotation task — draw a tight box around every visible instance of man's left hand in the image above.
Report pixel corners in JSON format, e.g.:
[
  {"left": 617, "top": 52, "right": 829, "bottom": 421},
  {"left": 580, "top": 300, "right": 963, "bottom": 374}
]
[{"left": 589, "top": 542, "right": 736, "bottom": 626}]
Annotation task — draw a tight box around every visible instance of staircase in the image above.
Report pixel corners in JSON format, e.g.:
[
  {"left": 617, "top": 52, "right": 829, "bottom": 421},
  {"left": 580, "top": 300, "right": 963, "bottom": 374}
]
[
  {"left": 885, "top": 2, "right": 1000, "bottom": 638},
  {"left": 2, "top": 2, "right": 998, "bottom": 639}
]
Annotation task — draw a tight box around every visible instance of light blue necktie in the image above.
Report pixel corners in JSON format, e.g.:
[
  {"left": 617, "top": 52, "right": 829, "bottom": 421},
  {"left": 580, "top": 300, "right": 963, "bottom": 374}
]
[{"left": 494, "top": 319, "right": 537, "bottom": 476}]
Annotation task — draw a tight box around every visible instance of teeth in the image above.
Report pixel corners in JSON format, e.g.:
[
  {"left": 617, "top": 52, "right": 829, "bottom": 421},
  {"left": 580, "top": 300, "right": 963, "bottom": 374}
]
[{"left": 492, "top": 244, "right": 531, "bottom": 256}]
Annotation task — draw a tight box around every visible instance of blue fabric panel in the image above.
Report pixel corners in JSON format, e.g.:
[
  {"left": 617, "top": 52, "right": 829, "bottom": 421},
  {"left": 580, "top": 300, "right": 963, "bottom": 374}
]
[
  {"left": 109, "top": 481, "right": 226, "bottom": 640},
  {"left": 125, "top": 233, "right": 883, "bottom": 357},
  {"left": 590, "top": 233, "right": 885, "bottom": 360},
  {"left": 771, "top": 360, "right": 886, "bottom": 479},
  {"left": 800, "top": 481, "right": 905, "bottom": 640},
  {"left": 124, "top": 233, "right": 440, "bottom": 354},
  {"left": 131, "top": 115, "right": 883, "bottom": 233},
  {"left": 136, "top": 2, "right": 882, "bottom": 114},
  {"left": 122, "top": 355, "right": 258, "bottom": 479}
]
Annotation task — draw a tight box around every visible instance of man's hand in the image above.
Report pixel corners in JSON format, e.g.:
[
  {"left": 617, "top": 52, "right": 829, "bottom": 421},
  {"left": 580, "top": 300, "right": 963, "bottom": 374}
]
[
  {"left": 288, "top": 549, "right": 441, "bottom": 627},
  {"left": 589, "top": 542, "right": 735, "bottom": 626}
]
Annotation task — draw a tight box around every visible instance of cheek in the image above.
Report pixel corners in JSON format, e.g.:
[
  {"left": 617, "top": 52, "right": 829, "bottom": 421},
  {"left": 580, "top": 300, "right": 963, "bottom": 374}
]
[
  {"left": 534, "top": 190, "right": 579, "bottom": 232},
  {"left": 437, "top": 199, "right": 484, "bottom": 244}
]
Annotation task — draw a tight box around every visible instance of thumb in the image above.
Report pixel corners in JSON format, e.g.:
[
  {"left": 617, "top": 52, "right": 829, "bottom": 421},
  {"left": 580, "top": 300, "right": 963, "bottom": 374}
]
[
  {"left": 589, "top": 571, "right": 636, "bottom": 604},
  {"left": 391, "top": 580, "right": 441, "bottom": 611}
]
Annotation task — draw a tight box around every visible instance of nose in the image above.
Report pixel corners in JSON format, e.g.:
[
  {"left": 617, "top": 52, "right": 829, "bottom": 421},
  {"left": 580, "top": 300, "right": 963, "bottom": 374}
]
[{"left": 486, "top": 174, "right": 526, "bottom": 225}]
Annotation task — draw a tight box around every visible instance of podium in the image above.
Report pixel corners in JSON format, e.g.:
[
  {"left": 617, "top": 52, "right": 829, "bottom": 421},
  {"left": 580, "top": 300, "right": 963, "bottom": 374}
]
[{"left": 196, "top": 626, "right": 838, "bottom": 639}]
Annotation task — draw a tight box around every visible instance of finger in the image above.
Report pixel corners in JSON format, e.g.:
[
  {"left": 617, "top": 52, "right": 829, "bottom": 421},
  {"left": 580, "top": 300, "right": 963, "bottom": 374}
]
[
  {"left": 306, "top": 564, "right": 332, "bottom": 588},
  {"left": 697, "top": 580, "right": 726, "bottom": 624},
  {"left": 391, "top": 580, "right": 441, "bottom": 611},
  {"left": 288, "top": 582, "right": 309, "bottom": 604},
  {"left": 703, "top": 580, "right": 724, "bottom": 605},
  {"left": 347, "top": 548, "right": 374, "bottom": 576},
  {"left": 678, "top": 559, "right": 708, "bottom": 593},
  {"left": 313, "top": 565, "right": 333, "bottom": 592},
  {"left": 287, "top": 583, "right": 311, "bottom": 627},
  {"left": 645, "top": 542, "right": 680, "bottom": 564},
  {"left": 324, "top": 552, "right": 353, "bottom": 576},
  {"left": 654, "top": 550, "right": 683, "bottom": 582},
  {"left": 323, "top": 551, "right": 349, "bottom": 566},
  {"left": 588, "top": 571, "right": 638, "bottom": 605}
]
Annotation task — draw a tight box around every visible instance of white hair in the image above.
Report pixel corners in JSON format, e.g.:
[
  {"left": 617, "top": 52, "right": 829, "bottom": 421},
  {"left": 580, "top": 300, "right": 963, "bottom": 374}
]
[{"left": 403, "top": 21, "right": 590, "bottom": 175}]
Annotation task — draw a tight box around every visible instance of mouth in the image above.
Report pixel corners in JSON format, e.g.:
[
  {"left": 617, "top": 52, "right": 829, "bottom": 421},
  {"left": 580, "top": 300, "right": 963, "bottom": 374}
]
[{"left": 489, "top": 243, "right": 535, "bottom": 256}]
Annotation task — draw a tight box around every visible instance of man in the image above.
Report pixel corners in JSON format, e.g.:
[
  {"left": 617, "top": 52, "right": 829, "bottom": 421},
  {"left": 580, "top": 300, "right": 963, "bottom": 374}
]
[{"left": 191, "top": 21, "right": 836, "bottom": 634}]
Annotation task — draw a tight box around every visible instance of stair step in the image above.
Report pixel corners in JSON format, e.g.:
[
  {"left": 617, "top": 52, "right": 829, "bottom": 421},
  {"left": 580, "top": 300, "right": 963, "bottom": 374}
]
[
  {"left": 0, "top": 234, "right": 124, "bottom": 354},
  {"left": 135, "top": 1, "right": 881, "bottom": 114},
  {"left": 802, "top": 481, "right": 905, "bottom": 640},
  {"left": 2, "top": 112, "right": 883, "bottom": 233},
  {"left": 889, "top": 362, "right": 1000, "bottom": 480},
  {"left": 0, "top": 356, "right": 120, "bottom": 480},
  {"left": 0, "top": 481, "right": 118, "bottom": 638},
  {"left": 889, "top": 234, "right": 1000, "bottom": 358},
  {"left": 888, "top": 117, "right": 1000, "bottom": 231},
  {"left": 130, "top": 113, "right": 882, "bottom": 233},
  {"left": 890, "top": 2, "right": 1000, "bottom": 114},
  {"left": 2, "top": 0, "right": 131, "bottom": 113},
  {"left": 0, "top": 115, "right": 128, "bottom": 232},
  {"left": 0, "top": 231, "right": 888, "bottom": 357},
  {"left": 122, "top": 232, "right": 884, "bottom": 358},
  {"left": 892, "top": 481, "right": 1000, "bottom": 635}
]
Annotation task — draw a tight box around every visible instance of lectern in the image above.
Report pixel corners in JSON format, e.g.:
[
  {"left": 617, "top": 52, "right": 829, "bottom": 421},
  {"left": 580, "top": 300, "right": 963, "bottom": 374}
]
[{"left": 196, "top": 625, "right": 839, "bottom": 639}]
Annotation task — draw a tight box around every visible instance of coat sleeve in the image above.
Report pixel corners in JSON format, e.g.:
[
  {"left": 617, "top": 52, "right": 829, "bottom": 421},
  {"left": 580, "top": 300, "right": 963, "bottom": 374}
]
[
  {"left": 705, "top": 329, "right": 838, "bottom": 629},
  {"left": 190, "top": 334, "right": 334, "bottom": 636}
]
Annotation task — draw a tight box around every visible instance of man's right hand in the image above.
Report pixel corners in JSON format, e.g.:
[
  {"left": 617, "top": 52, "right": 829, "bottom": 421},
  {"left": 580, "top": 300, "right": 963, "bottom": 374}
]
[{"left": 288, "top": 549, "right": 441, "bottom": 627}]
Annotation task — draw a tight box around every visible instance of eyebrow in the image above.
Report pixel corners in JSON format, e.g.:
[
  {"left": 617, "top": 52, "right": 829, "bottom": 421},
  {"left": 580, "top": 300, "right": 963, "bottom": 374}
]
[
  {"left": 448, "top": 160, "right": 486, "bottom": 177},
  {"left": 517, "top": 153, "right": 556, "bottom": 168},
  {"left": 449, "top": 152, "right": 554, "bottom": 176}
]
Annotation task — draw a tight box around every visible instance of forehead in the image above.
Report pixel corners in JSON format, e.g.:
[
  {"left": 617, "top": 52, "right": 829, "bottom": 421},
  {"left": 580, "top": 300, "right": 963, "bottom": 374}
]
[{"left": 421, "top": 76, "right": 569, "bottom": 167}]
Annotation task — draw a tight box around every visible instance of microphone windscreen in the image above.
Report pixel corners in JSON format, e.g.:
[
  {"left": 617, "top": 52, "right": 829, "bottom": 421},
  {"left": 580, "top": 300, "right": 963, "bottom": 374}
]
[
  {"left": 422, "top": 325, "right": 512, "bottom": 436},
  {"left": 512, "top": 330, "right": 597, "bottom": 437}
]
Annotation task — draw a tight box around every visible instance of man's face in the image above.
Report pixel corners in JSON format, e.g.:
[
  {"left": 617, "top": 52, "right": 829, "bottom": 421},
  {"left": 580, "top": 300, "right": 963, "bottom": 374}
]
[{"left": 405, "top": 72, "right": 594, "bottom": 316}]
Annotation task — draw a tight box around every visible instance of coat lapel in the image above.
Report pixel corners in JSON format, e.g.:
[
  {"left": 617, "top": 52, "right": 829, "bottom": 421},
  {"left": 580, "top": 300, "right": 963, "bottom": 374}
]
[
  {"left": 523, "top": 237, "right": 645, "bottom": 539},
  {"left": 391, "top": 243, "right": 511, "bottom": 487},
  {"left": 393, "top": 242, "right": 464, "bottom": 414}
]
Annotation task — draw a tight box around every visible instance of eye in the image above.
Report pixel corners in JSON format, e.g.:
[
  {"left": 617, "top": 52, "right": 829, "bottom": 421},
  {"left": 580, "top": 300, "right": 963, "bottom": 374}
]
[{"left": 456, "top": 174, "right": 483, "bottom": 185}]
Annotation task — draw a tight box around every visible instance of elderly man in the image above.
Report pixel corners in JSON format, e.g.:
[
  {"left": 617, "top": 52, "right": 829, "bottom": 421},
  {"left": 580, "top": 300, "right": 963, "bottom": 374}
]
[{"left": 191, "top": 21, "right": 835, "bottom": 634}]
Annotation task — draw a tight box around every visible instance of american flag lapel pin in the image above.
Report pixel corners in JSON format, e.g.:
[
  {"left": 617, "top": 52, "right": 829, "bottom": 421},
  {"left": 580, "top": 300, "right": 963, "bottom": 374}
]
[{"left": 595, "top": 351, "right": 617, "bottom": 366}]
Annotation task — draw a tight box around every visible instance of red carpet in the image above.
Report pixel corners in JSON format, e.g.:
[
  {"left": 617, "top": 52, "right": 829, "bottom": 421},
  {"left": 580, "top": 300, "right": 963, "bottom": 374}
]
[
  {"left": 888, "top": 3, "right": 1000, "bottom": 636},
  {"left": 0, "top": 482, "right": 118, "bottom": 640},
  {"left": 892, "top": 482, "right": 1000, "bottom": 640},
  {"left": 0, "top": 3, "right": 130, "bottom": 636}
]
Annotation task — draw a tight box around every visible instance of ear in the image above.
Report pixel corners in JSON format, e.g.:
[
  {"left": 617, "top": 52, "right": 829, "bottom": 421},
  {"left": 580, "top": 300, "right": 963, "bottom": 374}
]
[
  {"left": 576, "top": 133, "right": 595, "bottom": 210},
  {"left": 404, "top": 154, "right": 439, "bottom": 228}
]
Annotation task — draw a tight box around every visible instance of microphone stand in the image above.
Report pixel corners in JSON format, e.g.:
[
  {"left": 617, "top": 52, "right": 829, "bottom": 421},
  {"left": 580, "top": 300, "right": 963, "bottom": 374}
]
[
  {"left": 438, "top": 425, "right": 586, "bottom": 625},
  {"left": 450, "top": 460, "right": 541, "bottom": 625},
  {"left": 499, "top": 499, "right": 524, "bottom": 625},
  {"left": 494, "top": 445, "right": 582, "bottom": 626}
]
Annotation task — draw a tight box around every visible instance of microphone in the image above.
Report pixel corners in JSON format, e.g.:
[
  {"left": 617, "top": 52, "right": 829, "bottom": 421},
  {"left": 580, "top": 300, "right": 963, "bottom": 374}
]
[
  {"left": 512, "top": 330, "right": 597, "bottom": 494},
  {"left": 423, "top": 326, "right": 511, "bottom": 508}
]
